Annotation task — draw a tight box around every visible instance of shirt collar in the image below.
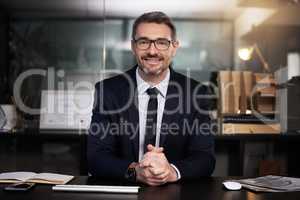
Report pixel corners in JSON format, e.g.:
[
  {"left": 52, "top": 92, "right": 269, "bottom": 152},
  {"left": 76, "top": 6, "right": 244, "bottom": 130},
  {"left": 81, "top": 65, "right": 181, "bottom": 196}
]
[{"left": 136, "top": 67, "right": 170, "bottom": 98}]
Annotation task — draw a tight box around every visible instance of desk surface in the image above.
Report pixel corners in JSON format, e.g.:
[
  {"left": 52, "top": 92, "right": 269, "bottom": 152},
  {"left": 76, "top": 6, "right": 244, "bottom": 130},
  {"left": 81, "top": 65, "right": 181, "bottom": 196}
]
[{"left": 1, "top": 176, "right": 300, "bottom": 200}]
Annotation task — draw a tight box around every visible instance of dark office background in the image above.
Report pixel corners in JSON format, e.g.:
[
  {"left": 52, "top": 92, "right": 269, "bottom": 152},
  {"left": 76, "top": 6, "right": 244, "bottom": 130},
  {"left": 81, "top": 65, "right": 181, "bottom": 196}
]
[{"left": 1, "top": 0, "right": 300, "bottom": 177}]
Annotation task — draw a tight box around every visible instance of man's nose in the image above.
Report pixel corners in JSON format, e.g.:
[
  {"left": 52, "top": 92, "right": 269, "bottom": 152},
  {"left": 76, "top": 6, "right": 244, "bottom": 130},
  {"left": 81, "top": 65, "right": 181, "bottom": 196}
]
[{"left": 148, "top": 42, "right": 158, "bottom": 55}]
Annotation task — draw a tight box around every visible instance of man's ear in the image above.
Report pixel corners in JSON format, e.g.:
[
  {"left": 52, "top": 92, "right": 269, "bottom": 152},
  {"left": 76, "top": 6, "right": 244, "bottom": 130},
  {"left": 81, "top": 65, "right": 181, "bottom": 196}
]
[
  {"left": 131, "top": 40, "right": 136, "bottom": 55},
  {"left": 171, "top": 40, "right": 179, "bottom": 57}
]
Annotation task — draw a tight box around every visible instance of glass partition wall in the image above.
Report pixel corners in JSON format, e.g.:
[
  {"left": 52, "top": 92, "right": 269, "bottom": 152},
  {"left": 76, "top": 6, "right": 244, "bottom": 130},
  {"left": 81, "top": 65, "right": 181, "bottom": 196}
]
[{"left": 7, "top": 0, "right": 234, "bottom": 129}]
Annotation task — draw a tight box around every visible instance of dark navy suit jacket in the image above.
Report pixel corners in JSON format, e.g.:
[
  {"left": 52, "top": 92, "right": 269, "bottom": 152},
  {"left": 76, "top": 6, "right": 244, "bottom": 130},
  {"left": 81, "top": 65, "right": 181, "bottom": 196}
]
[{"left": 87, "top": 66, "right": 215, "bottom": 180}]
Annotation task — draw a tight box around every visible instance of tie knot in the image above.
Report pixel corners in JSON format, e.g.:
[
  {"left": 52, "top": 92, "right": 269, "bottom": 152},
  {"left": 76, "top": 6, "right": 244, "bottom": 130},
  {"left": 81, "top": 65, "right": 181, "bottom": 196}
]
[{"left": 146, "top": 87, "right": 158, "bottom": 97}]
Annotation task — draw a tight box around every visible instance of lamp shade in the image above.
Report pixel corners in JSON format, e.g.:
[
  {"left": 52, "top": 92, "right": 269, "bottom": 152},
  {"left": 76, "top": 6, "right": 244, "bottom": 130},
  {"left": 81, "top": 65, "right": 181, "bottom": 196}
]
[
  {"left": 238, "top": 44, "right": 270, "bottom": 72},
  {"left": 238, "top": 47, "right": 253, "bottom": 61}
]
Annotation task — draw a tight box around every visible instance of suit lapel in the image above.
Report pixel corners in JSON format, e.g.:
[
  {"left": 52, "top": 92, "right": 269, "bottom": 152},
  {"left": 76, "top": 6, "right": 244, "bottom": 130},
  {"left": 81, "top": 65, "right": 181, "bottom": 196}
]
[
  {"left": 125, "top": 67, "right": 140, "bottom": 161},
  {"left": 129, "top": 93, "right": 140, "bottom": 161},
  {"left": 160, "top": 69, "right": 180, "bottom": 147}
]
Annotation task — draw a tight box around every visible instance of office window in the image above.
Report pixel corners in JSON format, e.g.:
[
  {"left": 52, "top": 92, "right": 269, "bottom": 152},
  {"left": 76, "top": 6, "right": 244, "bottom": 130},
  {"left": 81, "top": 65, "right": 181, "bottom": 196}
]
[
  {"left": 8, "top": 18, "right": 232, "bottom": 124},
  {"left": 174, "top": 21, "right": 233, "bottom": 70},
  {"left": 10, "top": 18, "right": 233, "bottom": 80}
]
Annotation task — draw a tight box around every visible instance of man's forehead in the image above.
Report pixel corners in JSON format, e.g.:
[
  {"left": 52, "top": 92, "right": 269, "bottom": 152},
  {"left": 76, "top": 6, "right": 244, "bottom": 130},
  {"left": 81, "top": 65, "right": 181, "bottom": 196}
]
[{"left": 135, "top": 23, "right": 172, "bottom": 39}]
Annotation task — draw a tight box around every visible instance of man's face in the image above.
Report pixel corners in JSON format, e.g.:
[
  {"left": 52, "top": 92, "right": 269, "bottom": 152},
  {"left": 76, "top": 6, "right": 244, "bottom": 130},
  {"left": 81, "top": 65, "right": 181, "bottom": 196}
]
[{"left": 131, "top": 23, "right": 179, "bottom": 77}]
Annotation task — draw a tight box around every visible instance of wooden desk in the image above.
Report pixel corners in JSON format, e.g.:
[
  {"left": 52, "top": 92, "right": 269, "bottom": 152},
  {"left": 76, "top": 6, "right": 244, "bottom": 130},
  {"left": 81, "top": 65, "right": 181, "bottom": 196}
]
[{"left": 1, "top": 176, "right": 300, "bottom": 200}]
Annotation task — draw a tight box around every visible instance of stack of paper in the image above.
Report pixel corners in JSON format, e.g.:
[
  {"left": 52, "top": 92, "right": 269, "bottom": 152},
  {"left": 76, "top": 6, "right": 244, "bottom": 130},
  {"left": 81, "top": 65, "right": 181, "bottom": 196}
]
[
  {"left": 0, "top": 171, "right": 74, "bottom": 184},
  {"left": 230, "top": 175, "right": 300, "bottom": 192}
]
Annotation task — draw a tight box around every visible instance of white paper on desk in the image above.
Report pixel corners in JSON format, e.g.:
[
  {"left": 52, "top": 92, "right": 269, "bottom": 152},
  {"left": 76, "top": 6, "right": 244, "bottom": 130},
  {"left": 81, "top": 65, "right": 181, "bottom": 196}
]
[
  {"left": 0, "top": 171, "right": 36, "bottom": 182},
  {"left": 240, "top": 183, "right": 283, "bottom": 192},
  {"left": 232, "top": 175, "right": 300, "bottom": 192},
  {"left": 52, "top": 185, "right": 140, "bottom": 194}
]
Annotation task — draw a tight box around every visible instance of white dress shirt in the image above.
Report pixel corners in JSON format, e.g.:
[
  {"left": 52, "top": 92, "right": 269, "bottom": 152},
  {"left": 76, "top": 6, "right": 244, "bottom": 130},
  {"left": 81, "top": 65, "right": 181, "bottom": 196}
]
[{"left": 136, "top": 68, "right": 181, "bottom": 180}]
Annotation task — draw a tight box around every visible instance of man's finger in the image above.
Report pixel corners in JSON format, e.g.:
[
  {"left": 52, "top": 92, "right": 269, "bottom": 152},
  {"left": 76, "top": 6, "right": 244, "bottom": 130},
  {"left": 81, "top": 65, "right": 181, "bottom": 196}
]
[
  {"left": 148, "top": 166, "right": 165, "bottom": 176},
  {"left": 147, "top": 144, "right": 164, "bottom": 153},
  {"left": 139, "top": 159, "right": 152, "bottom": 168},
  {"left": 146, "top": 176, "right": 168, "bottom": 185},
  {"left": 147, "top": 144, "right": 155, "bottom": 151},
  {"left": 146, "top": 180, "right": 163, "bottom": 186}
]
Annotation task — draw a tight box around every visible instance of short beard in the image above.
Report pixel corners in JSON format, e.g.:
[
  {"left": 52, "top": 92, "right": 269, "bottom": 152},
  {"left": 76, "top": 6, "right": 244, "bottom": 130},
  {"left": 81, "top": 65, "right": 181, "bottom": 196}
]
[{"left": 141, "top": 66, "right": 163, "bottom": 76}]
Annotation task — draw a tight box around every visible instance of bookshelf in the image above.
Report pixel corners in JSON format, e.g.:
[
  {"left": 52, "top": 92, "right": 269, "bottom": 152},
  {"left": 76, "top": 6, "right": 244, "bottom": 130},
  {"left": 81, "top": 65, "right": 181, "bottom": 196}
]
[{"left": 218, "top": 71, "right": 280, "bottom": 134}]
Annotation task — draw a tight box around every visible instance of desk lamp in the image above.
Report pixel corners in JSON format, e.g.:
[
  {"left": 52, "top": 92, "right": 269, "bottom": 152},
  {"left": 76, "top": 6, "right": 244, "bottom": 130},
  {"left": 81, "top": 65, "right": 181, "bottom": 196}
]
[{"left": 238, "top": 43, "right": 271, "bottom": 73}]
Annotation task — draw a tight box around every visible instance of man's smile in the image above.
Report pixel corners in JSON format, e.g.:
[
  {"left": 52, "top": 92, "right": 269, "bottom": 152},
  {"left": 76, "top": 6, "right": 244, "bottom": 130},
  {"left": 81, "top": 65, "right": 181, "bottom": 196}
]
[{"left": 142, "top": 56, "right": 163, "bottom": 65}]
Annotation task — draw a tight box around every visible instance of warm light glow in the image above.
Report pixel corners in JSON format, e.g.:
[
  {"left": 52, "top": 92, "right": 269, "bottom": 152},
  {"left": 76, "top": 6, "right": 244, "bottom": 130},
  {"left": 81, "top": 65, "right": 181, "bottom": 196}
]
[
  {"left": 238, "top": 47, "right": 253, "bottom": 61},
  {"left": 237, "top": 109, "right": 252, "bottom": 114},
  {"left": 238, "top": 44, "right": 271, "bottom": 72},
  {"left": 246, "top": 109, "right": 252, "bottom": 114}
]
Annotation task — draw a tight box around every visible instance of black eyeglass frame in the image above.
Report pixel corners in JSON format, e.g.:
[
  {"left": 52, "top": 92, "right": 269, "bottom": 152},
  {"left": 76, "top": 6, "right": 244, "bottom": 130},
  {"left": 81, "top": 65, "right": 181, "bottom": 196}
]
[{"left": 132, "top": 38, "right": 176, "bottom": 51}]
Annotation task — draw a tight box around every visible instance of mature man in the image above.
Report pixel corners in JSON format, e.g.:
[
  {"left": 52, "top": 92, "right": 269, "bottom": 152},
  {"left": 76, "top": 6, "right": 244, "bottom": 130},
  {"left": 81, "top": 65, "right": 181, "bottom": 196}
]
[{"left": 87, "top": 11, "right": 215, "bottom": 186}]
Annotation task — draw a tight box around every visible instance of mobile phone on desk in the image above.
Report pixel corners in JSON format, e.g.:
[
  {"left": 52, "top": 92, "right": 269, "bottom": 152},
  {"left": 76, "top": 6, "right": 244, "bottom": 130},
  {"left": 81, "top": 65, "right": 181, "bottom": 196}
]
[{"left": 4, "top": 182, "right": 35, "bottom": 192}]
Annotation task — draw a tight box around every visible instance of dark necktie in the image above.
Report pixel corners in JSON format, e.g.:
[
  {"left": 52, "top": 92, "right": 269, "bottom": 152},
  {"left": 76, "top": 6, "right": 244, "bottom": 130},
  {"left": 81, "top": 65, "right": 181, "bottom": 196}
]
[{"left": 144, "top": 87, "right": 158, "bottom": 153}]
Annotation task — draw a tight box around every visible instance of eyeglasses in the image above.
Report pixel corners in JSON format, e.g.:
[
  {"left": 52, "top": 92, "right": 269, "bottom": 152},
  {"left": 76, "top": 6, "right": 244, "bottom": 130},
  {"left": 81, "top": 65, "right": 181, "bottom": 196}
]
[{"left": 133, "top": 38, "right": 172, "bottom": 50}]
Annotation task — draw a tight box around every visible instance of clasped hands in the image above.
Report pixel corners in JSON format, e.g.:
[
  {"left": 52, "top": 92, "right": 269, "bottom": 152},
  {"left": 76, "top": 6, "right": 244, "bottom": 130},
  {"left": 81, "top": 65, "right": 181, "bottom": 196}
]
[{"left": 135, "top": 144, "right": 178, "bottom": 186}]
